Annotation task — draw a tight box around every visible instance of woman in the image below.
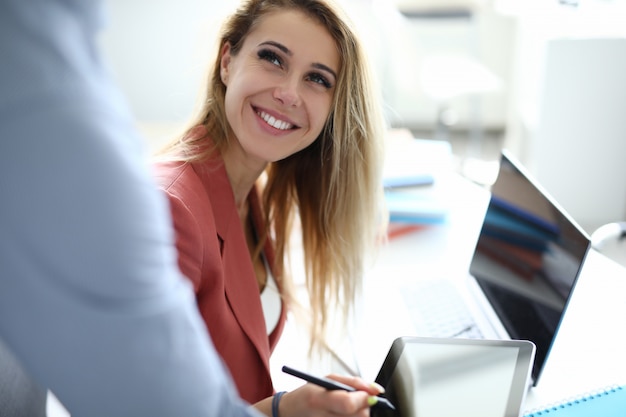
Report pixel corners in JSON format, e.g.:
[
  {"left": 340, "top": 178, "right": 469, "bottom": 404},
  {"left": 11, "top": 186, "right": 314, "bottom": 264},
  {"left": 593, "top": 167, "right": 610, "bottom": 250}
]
[{"left": 153, "top": 0, "right": 386, "bottom": 415}]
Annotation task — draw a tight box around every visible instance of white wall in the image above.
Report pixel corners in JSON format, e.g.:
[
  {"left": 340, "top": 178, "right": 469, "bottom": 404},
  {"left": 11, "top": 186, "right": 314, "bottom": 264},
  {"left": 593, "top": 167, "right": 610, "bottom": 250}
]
[
  {"left": 98, "top": 0, "right": 238, "bottom": 123},
  {"left": 527, "top": 38, "right": 626, "bottom": 233},
  {"left": 503, "top": 2, "right": 626, "bottom": 233},
  {"left": 98, "top": 0, "right": 515, "bottom": 131}
]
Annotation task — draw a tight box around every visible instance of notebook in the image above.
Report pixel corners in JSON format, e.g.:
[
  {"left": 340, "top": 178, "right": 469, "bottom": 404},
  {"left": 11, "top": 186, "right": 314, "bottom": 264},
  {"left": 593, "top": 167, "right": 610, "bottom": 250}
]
[
  {"left": 388, "top": 150, "right": 591, "bottom": 387},
  {"left": 523, "top": 385, "right": 626, "bottom": 416}
]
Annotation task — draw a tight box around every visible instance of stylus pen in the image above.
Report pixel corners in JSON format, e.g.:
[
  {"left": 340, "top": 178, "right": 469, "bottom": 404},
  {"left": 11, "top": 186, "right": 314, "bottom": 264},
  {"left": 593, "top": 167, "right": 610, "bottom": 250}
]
[{"left": 281, "top": 365, "right": 395, "bottom": 411}]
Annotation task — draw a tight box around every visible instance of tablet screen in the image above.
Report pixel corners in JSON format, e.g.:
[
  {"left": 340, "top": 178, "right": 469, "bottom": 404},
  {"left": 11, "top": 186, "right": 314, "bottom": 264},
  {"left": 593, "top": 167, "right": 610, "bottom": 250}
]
[{"left": 372, "top": 337, "right": 535, "bottom": 417}]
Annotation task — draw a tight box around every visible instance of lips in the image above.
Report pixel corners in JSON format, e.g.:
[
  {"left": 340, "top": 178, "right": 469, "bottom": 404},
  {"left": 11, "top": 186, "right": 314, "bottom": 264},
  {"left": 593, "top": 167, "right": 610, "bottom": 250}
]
[{"left": 255, "top": 109, "right": 298, "bottom": 131}]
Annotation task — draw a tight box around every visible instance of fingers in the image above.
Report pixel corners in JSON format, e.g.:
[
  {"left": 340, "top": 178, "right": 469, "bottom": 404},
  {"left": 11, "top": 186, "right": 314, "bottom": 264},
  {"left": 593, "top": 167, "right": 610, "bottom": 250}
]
[
  {"left": 327, "top": 388, "right": 373, "bottom": 414},
  {"left": 314, "top": 388, "right": 373, "bottom": 416},
  {"left": 325, "top": 373, "right": 385, "bottom": 396},
  {"left": 283, "top": 382, "right": 377, "bottom": 417}
]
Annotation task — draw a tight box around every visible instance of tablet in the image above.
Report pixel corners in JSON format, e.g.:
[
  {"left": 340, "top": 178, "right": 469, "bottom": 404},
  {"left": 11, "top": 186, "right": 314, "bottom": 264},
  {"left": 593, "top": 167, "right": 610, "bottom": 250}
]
[{"left": 372, "top": 337, "right": 536, "bottom": 417}]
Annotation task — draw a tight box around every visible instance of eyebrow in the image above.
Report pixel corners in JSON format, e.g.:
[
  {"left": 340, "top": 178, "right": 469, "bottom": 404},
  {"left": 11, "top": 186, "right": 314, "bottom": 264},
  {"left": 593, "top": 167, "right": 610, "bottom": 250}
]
[{"left": 259, "top": 40, "right": 338, "bottom": 80}]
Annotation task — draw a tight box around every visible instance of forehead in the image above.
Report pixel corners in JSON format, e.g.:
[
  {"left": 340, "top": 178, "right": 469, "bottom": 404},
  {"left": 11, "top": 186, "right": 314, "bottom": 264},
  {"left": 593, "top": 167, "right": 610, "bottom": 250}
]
[{"left": 244, "top": 9, "right": 340, "bottom": 72}]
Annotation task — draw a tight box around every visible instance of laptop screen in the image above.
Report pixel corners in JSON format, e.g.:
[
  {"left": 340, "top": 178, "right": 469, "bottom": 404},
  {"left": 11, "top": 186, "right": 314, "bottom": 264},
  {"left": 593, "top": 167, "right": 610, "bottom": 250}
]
[{"left": 468, "top": 150, "right": 590, "bottom": 385}]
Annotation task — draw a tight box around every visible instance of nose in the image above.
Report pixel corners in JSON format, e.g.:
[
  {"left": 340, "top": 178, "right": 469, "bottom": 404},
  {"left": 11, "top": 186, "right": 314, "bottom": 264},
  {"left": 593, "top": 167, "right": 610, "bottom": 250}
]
[{"left": 273, "top": 76, "right": 301, "bottom": 107}]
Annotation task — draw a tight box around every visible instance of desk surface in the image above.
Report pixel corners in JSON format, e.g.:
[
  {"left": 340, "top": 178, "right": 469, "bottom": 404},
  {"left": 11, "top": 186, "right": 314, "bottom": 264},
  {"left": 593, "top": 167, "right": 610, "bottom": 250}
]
[
  {"left": 50, "top": 170, "right": 626, "bottom": 416},
  {"left": 50, "top": 168, "right": 626, "bottom": 416},
  {"left": 46, "top": 145, "right": 626, "bottom": 416},
  {"left": 271, "top": 170, "right": 626, "bottom": 415}
]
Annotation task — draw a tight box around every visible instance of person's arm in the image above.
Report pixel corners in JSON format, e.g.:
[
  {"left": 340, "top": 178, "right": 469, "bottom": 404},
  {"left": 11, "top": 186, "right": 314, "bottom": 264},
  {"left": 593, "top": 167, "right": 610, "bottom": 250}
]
[{"left": 0, "top": 2, "right": 260, "bottom": 416}]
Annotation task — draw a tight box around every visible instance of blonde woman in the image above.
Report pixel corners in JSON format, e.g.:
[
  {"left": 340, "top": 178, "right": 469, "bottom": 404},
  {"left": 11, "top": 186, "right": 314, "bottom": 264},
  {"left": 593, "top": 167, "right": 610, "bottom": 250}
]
[{"left": 153, "top": 0, "right": 386, "bottom": 415}]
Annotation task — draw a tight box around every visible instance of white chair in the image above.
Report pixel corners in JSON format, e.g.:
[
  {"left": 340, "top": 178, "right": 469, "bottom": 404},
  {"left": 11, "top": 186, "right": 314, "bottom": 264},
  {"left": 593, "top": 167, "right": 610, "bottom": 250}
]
[{"left": 402, "top": 1, "right": 502, "bottom": 185}]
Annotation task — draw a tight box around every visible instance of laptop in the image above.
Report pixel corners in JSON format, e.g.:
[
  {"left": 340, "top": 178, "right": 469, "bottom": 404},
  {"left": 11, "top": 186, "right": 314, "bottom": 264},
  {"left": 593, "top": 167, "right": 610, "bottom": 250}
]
[{"left": 368, "top": 150, "right": 591, "bottom": 387}]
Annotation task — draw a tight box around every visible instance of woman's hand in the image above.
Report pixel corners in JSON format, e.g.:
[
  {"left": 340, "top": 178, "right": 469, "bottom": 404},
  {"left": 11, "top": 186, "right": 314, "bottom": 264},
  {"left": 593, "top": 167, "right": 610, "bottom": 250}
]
[{"left": 255, "top": 373, "right": 385, "bottom": 417}]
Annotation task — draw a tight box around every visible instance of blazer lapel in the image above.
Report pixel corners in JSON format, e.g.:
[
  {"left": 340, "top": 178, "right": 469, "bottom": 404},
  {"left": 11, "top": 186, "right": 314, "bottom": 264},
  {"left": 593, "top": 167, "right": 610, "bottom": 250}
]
[{"left": 194, "top": 157, "right": 273, "bottom": 373}]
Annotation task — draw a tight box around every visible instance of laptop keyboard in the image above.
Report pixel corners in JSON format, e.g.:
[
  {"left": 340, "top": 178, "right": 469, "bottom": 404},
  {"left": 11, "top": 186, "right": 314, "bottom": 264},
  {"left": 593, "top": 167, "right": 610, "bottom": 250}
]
[{"left": 399, "top": 278, "right": 484, "bottom": 339}]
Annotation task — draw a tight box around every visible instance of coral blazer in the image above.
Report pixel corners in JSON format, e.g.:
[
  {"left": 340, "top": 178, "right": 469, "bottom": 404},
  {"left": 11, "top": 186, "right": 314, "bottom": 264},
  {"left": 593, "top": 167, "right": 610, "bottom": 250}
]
[{"left": 153, "top": 153, "right": 286, "bottom": 404}]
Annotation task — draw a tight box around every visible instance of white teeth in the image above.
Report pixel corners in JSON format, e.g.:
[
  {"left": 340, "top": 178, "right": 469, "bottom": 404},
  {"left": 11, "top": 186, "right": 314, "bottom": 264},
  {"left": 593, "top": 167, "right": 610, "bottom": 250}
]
[{"left": 258, "top": 110, "right": 293, "bottom": 130}]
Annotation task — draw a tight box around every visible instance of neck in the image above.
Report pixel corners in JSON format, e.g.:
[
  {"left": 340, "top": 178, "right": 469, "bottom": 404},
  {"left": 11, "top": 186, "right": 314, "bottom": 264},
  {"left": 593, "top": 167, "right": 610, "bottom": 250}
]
[{"left": 221, "top": 143, "right": 267, "bottom": 212}]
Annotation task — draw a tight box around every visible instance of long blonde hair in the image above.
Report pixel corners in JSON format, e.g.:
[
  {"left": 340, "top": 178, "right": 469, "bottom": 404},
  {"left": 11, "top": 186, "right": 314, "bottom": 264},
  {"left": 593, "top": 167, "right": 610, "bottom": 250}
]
[{"left": 158, "top": 0, "right": 386, "bottom": 357}]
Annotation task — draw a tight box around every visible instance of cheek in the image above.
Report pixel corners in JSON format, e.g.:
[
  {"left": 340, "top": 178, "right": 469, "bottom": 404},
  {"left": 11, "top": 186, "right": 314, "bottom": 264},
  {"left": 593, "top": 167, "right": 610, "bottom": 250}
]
[
  {"left": 223, "top": 89, "right": 252, "bottom": 145},
  {"left": 223, "top": 90, "right": 238, "bottom": 129},
  {"left": 310, "top": 96, "right": 334, "bottom": 132},
  {"left": 223, "top": 70, "right": 267, "bottom": 124},
  {"left": 223, "top": 78, "right": 248, "bottom": 126}
]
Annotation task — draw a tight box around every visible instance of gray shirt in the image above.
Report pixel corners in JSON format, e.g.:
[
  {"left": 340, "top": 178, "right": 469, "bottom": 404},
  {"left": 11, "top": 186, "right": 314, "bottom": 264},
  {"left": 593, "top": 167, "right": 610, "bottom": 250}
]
[{"left": 0, "top": 1, "right": 261, "bottom": 416}]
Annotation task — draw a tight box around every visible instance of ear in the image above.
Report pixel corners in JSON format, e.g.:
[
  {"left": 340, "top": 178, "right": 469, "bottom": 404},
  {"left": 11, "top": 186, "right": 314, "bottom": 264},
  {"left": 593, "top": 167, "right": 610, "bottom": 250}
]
[{"left": 220, "top": 43, "right": 232, "bottom": 85}]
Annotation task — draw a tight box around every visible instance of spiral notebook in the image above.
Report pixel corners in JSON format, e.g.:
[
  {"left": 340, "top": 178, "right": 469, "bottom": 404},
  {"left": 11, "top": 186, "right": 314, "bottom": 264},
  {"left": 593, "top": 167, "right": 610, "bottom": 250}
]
[{"left": 524, "top": 385, "right": 626, "bottom": 416}]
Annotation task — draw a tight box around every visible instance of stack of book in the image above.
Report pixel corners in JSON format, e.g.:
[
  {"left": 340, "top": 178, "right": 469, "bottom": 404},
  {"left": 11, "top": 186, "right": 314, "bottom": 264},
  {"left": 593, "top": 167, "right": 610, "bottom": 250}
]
[{"left": 383, "top": 131, "right": 452, "bottom": 229}]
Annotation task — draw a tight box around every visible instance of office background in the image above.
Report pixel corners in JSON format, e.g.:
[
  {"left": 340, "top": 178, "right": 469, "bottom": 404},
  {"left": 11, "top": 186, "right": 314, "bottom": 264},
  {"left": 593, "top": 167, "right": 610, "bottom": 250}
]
[
  {"left": 44, "top": 1, "right": 626, "bottom": 415},
  {"left": 98, "top": 0, "right": 626, "bottom": 233}
]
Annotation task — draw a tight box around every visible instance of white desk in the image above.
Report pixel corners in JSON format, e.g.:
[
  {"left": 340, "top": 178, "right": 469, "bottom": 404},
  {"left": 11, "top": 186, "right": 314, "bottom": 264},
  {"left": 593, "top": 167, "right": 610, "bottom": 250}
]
[
  {"left": 48, "top": 169, "right": 626, "bottom": 416},
  {"left": 271, "top": 172, "right": 488, "bottom": 385},
  {"left": 351, "top": 172, "right": 490, "bottom": 379},
  {"left": 271, "top": 170, "right": 626, "bottom": 414}
]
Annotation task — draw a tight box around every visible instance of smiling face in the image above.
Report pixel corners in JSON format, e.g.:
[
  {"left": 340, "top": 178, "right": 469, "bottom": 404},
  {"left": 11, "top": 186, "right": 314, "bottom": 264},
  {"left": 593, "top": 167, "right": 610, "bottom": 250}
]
[{"left": 220, "top": 9, "right": 340, "bottom": 165}]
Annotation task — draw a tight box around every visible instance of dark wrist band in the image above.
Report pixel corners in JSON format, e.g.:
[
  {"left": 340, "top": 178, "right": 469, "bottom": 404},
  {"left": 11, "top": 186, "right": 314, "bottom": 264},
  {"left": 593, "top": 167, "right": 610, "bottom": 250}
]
[{"left": 272, "top": 391, "right": 287, "bottom": 417}]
